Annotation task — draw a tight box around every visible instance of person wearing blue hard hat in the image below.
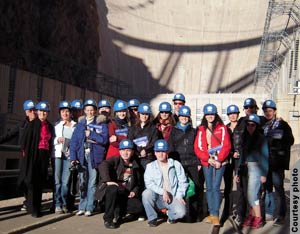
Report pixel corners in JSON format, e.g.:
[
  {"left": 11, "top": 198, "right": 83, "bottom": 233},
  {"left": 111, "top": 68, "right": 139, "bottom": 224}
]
[
  {"left": 142, "top": 139, "right": 188, "bottom": 227},
  {"left": 128, "top": 99, "right": 140, "bottom": 125},
  {"left": 168, "top": 105, "right": 203, "bottom": 222},
  {"left": 128, "top": 103, "right": 161, "bottom": 169},
  {"left": 153, "top": 101, "right": 175, "bottom": 141},
  {"left": 98, "top": 139, "right": 144, "bottom": 229},
  {"left": 70, "top": 98, "right": 108, "bottom": 217},
  {"left": 70, "top": 99, "right": 83, "bottom": 122},
  {"left": 18, "top": 100, "right": 54, "bottom": 218},
  {"left": 172, "top": 93, "right": 186, "bottom": 122},
  {"left": 98, "top": 99, "right": 111, "bottom": 117},
  {"left": 235, "top": 113, "right": 269, "bottom": 229},
  {"left": 106, "top": 100, "right": 130, "bottom": 159},
  {"left": 194, "top": 103, "right": 231, "bottom": 226},
  {"left": 262, "top": 100, "right": 294, "bottom": 226},
  {"left": 53, "top": 100, "right": 77, "bottom": 214}
]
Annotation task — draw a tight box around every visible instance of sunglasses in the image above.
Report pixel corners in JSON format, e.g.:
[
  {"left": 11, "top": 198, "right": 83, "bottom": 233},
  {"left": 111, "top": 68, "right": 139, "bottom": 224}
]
[
  {"left": 244, "top": 106, "right": 255, "bottom": 109},
  {"left": 174, "top": 102, "right": 184, "bottom": 106},
  {"left": 247, "top": 123, "right": 256, "bottom": 127},
  {"left": 160, "top": 111, "right": 170, "bottom": 114},
  {"left": 130, "top": 107, "right": 138, "bottom": 111}
]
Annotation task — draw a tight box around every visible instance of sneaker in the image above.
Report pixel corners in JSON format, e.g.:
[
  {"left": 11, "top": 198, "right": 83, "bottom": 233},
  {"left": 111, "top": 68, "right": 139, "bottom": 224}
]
[
  {"left": 138, "top": 216, "right": 146, "bottom": 221},
  {"left": 85, "top": 211, "right": 92, "bottom": 216},
  {"left": 251, "top": 216, "right": 264, "bottom": 229},
  {"left": 265, "top": 213, "right": 273, "bottom": 221},
  {"left": 211, "top": 216, "right": 220, "bottom": 226},
  {"left": 76, "top": 210, "right": 85, "bottom": 216},
  {"left": 20, "top": 204, "right": 27, "bottom": 211},
  {"left": 148, "top": 219, "right": 157, "bottom": 227},
  {"left": 104, "top": 221, "right": 117, "bottom": 229},
  {"left": 167, "top": 218, "right": 176, "bottom": 224},
  {"left": 273, "top": 216, "right": 285, "bottom": 226},
  {"left": 204, "top": 215, "right": 214, "bottom": 224},
  {"left": 55, "top": 207, "right": 63, "bottom": 214},
  {"left": 62, "top": 206, "right": 69, "bottom": 213},
  {"left": 242, "top": 215, "right": 254, "bottom": 227}
]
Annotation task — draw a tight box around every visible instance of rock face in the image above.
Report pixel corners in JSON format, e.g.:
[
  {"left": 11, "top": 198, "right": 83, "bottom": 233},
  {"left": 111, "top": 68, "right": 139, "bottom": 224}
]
[{"left": 0, "top": 0, "right": 100, "bottom": 88}]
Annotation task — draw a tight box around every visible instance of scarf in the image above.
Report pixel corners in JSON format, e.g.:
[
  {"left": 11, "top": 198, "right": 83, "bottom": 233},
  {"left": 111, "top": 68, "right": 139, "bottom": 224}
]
[{"left": 175, "top": 122, "right": 191, "bottom": 132}]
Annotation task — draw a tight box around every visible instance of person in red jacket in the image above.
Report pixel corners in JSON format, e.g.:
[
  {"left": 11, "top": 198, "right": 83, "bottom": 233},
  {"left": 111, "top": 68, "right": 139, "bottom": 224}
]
[
  {"left": 194, "top": 103, "right": 231, "bottom": 226},
  {"left": 106, "top": 100, "right": 130, "bottom": 159}
]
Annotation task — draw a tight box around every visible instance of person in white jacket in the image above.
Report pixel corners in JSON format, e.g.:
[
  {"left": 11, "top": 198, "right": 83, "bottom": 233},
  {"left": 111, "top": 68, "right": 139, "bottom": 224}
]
[
  {"left": 142, "top": 139, "right": 188, "bottom": 227},
  {"left": 53, "top": 101, "right": 77, "bottom": 213}
]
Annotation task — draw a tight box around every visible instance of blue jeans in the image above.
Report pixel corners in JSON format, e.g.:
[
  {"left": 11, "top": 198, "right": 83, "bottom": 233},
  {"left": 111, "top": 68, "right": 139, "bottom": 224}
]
[
  {"left": 54, "top": 157, "right": 71, "bottom": 208},
  {"left": 203, "top": 165, "right": 225, "bottom": 216},
  {"left": 142, "top": 189, "right": 186, "bottom": 222},
  {"left": 78, "top": 152, "right": 97, "bottom": 212},
  {"left": 247, "top": 163, "right": 262, "bottom": 207}
]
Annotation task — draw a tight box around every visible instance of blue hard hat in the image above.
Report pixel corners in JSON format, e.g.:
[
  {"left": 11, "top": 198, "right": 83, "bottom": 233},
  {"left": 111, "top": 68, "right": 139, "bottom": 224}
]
[
  {"left": 262, "top": 100, "right": 276, "bottom": 110},
  {"left": 247, "top": 114, "right": 261, "bottom": 125},
  {"left": 243, "top": 98, "right": 257, "bottom": 108},
  {"left": 83, "top": 99, "right": 97, "bottom": 108},
  {"left": 71, "top": 99, "right": 83, "bottom": 110},
  {"left": 119, "top": 139, "right": 134, "bottom": 150},
  {"left": 35, "top": 101, "right": 50, "bottom": 112},
  {"left": 226, "top": 104, "right": 240, "bottom": 115},
  {"left": 128, "top": 99, "right": 140, "bottom": 108},
  {"left": 203, "top": 104, "right": 217, "bottom": 115},
  {"left": 172, "top": 93, "right": 186, "bottom": 102},
  {"left": 138, "top": 103, "right": 152, "bottom": 114},
  {"left": 98, "top": 99, "right": 111, "bottom": 108},
  {"left": 159, "top": 102, "right": 172, "bottom": 112},
  {"left": 178, "top": 105, "right": 191, "bottom": 117},
  {"left": 113, "top": 100, "right": 127, "bottom": 112},
  {"left": 23, "top": 100, "right": 35, "bottom": 111},
  {"left": 59, "top": 100, "right": 71, "bottom": 109},
  {"left": 154, "top": 139, "right": 169, "bottom": 151}
]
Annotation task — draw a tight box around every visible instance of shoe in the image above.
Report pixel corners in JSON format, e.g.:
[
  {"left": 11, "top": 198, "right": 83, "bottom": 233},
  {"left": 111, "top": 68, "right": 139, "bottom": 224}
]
[
  {"left": 104, "top": 221, "right": 117, "bottom": 229},
  {"left": 85, "top": 211, "right": 92, "bottom": 216},
  {"left": 21, "top": 204, "right": 27, "bottom": 211},
  {"left": 167, "top": 218, "right": 176, "bottom": 224},
  {"left": 76, "top": 210, "right": 85, "bottom": 216},
  {"left": 273, "top": 216, "right": 285, "bottom": 226},
  {"left": 55, "top": 207, "right": 63, "bottom": 214},
  {"left": 204, "top": 215, "right": 214, "bottom": 224},
  {"left": 265, "top": 213, "right": 273, "bottom": 221},
  {"left": 31, "top": 212, "right": 42, "bottom": 218},
  {"left": 251, "top": 216, "right": 264, "bottom": 229},
  {"left": 138, "top": 216, "right": 145, "bottom": 221},
  {"left": 62, "top": 206, "right": 69, "bottom": 213},
  {"left": 242, "top": 215, "right": 254, "bottom": 227},
  {"left": 211, "top": 216, "right": 220, "bottom": 226},
  {"left": 229, "top": 215, "right": 242, "bottom": 230},
  {"left": 148, "top": 219, "right": 157, "bottom": 227}
]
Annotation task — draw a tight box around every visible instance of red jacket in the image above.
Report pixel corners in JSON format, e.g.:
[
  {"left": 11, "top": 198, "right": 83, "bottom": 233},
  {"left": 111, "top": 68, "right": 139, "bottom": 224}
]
[
  {"left": 194, "top": 123, "right": 231, "bottom": 167},
  {"left": 106, "top": 120, "right": 128, "bottom": 159}
]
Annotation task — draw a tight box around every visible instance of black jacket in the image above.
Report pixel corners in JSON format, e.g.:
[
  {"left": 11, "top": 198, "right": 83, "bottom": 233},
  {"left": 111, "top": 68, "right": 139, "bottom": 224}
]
[{"left": 168, "top": 125, "right": 199, "bottom": 167}]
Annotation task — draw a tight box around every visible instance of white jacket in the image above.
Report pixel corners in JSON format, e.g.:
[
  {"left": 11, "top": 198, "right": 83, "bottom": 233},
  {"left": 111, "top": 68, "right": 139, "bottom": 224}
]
[{"left": 53, "top": 120, "right": 77, "bottom": 158}]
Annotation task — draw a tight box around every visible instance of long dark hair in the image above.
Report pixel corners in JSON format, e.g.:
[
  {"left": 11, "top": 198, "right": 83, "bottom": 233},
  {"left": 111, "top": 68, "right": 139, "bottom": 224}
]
[
  {"left": 200, "top": 114, "right": 224, "bottom": 131},
  {"left": 153, "top": 112, "right": 176, "bottom": 126},
  {"left": 135, "top": 113, "right": 153, "bottom": 127},
  {"left": 242, "top": 123, "right": 264, "bottom": 154}
]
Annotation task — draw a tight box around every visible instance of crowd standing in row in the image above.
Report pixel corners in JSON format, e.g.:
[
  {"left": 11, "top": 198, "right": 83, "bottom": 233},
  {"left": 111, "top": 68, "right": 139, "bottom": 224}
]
[{"left": 0, "top": 93, "right": 294, "bottom": 230}]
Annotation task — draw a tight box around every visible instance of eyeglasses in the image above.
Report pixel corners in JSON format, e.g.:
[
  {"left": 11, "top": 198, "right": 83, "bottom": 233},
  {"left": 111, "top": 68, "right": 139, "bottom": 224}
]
[
  {"left": 160, "top": 111, "right": 170, "bottom": 114},
  {"left": 244, "top": 106, "right": 255, "bottom": 109},
  {"left": 246, "top": 123, "right": 256, "bottom": 127},
  {"left": 174, "top": 102, "right": 184, "bottom": 106}
]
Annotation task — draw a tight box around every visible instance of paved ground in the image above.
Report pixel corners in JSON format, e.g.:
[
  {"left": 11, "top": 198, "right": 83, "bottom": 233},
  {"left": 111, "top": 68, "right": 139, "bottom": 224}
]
[{"left": 0, "top": 187, "right": 291, "bottom": 234}]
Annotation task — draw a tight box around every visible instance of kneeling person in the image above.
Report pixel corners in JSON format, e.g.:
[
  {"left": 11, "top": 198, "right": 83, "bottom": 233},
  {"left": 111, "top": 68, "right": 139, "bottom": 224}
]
[
  {"left": 99, "top": 139, "right": 144, "bottom": 229},
  {"left": 142, "top": 139, "right": 188, "bottom": 227}
]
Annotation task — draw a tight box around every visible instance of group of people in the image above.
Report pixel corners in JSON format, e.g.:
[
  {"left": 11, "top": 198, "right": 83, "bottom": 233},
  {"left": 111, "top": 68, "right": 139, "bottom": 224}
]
[{"left": 0, "top": 93, "right": 294, "bottom": 230}]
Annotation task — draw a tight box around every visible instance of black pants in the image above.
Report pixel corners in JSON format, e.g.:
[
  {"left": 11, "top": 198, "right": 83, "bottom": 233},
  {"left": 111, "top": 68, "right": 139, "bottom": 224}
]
[
  {"left": 27, "top": 149, "right": 49, "bottom": 216},
  {"left": 103, "top": 185, "right": 144, "bottom": 222},
  {"left": 235, "top": 166, "right": 247, "bottom": 219}
]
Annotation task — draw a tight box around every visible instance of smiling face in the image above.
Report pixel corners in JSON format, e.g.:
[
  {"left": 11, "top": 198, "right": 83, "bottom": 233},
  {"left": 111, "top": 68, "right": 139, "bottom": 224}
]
[
  {"left": 155, "top": 151, "right": 168, "bottom": 163},
  {"left": 173, "top": 101, "right": 184, "bottom": 112},
  {"left": 139, "top": 113, "right": 149, "bottom": 123},
  {"left": 116, "top": 110, "right": 127, "bottom": 120},
  {"left": 263, "top": 108, "right": 276, "bottom": 121},
  {"left": 228, "top": 113, "right": 239, "bottom": 123},
  {"left": 159, "top": 111, "right": 170, "bottom": 120},
  {"left": 84, "top": 106, "right": 96, "bottom": 118},
  {"left": 178, "top": 115, "right": 189, "bottom": 125},
  {"left": 60, "top": 108, "right": 71, "bottom": 122},
  {"left": 120, "top": 148, "right": 133, "bottom": 163},
  {"left": 205, "top": 114, "right": 215, "bottom": 123}
]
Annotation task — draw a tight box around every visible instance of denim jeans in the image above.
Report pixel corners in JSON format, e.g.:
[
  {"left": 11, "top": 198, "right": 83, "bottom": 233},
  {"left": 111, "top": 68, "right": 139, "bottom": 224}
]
[
  {"left": 266, "top": 169, "right": 286, "bottom": 218},
  {"left": 78, "top": 152, "right": 97, "bottom": 212},
  {"left": 247, "top": 163, "right": 262, "bottom": 207},
  {"left": 202, "top": 165, "right": 225, "bottom": 216},
  {"left": 54, "top": 157, "right": 71, "bottom": 208},
  {"left": 142, "top": 189, "right": 186, "bottom": 222}
]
